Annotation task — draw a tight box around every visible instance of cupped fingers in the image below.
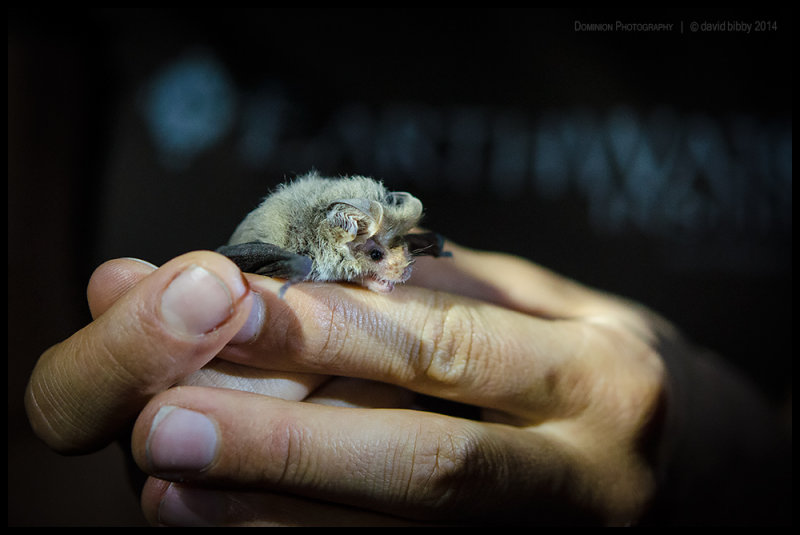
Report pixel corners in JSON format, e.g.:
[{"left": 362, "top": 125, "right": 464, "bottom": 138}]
[{"left": 132, "top": 386, "right": 591, "bottom": 525}]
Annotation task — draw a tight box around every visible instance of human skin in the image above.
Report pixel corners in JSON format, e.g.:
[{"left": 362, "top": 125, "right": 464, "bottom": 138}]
[{"left": 25, "top": 244, "right": 671, "bottom": 526}]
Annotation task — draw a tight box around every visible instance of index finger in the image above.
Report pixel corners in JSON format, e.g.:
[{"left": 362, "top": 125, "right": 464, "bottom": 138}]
[{"left": 221, "top": 278, "right": 650, "bottom": 421}]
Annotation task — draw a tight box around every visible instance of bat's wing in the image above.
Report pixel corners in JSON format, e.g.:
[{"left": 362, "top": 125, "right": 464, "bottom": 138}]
[
  {"left": 404, "top": 232, "right": 452, "bottom": 258},
  {"left": 216, "top": 242, "right": 313, "bottom": 295}
]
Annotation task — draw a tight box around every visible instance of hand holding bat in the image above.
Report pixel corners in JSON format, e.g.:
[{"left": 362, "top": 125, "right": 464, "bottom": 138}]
[
  {"left": 27, "top": 240, "right": 680, "bottom": 526},
  {"left": 26, "top": 182, "right": 781, "bottom": 525}
]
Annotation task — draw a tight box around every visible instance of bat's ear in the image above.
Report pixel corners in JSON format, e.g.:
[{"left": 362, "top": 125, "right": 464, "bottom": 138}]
[
  {"left": 386, "top": 192, "right": 423, "bottom": 221},
  {"left": 326, "top": 199, "right": 384, "bottom": 243},
  {"left": 382, "top": 191, "right": 423, "bottom": 240}
]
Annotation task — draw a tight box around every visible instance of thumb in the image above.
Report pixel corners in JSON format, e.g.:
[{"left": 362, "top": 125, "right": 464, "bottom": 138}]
[{"left": 25, "top": 251, "right": 255, "bottom": 454}]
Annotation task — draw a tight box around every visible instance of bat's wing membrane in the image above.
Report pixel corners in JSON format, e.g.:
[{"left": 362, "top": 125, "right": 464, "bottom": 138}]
[{"left": 216, "top": 242, "right": 313, "bottom": 281}]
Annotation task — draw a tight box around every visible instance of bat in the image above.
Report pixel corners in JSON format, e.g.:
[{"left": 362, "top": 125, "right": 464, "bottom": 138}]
[{"left": 217, "top": 172, "right": 450, "bottom": 296}]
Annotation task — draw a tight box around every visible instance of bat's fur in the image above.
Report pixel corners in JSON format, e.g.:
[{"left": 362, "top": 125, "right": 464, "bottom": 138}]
[{"left": 227, "top": 172, "right": 428, "bottom": 292}]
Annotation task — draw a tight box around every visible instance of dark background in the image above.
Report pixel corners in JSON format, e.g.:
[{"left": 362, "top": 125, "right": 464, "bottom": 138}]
[{"left": 8, "top": 8, "right": 791, "bottom": 526}]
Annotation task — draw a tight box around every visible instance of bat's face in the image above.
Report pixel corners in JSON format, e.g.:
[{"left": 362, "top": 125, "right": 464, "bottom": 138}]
[{"left": 351, "top": 237, "right": 413, "bottom": 293}]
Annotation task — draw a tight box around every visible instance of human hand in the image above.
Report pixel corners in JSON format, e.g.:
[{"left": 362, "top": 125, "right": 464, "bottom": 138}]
[
  {"left": 129, "top": 243, "right": 670, "bottom": 526},
  {"left": 24, "top": 252, "right": 327, "bottom": 455}
]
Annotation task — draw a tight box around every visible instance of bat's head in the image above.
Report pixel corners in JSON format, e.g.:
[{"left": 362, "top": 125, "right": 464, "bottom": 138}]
[
  {"left": 351, "top": 236, "right": 414, "bottom": 293},
  {"left": 324, "top": 190, "right": 423, "bottom": 293}
]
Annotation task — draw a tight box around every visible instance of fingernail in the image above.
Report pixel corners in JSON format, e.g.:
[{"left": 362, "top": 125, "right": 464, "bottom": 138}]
[
  {"left": 161, "top": 265, "right": 244, "bottom": 336},
  {"left": 158, "top": 484, "right": 229, "bottom": 526},
  {"left": 146, "top": 406, "right": 218, "bottom": 475},
  {"left": 229, "top": 291, "right": 265, "bottom": 344}
]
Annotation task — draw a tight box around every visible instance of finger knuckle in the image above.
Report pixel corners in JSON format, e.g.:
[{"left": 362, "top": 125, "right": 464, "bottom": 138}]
[
  {"left": 391, "top": 422, "right": 481, "bottom": 515},
  {"left": 631, "top": 345, "right": 667, "bottom": 439},
  {"left": 600, "top": 325, "right": 667, "bottom": 431},
  {"left": 262, "top": 415, "right": 317, "bottom": 487},
  {"left": 416, "top": 300, "right": 480, "bottom": 387},
  {"left": 299, "top": 295, "right": 355, "bottom": 371}
]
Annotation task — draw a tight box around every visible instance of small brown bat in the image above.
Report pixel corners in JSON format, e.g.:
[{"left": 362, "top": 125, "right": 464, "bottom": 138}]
[{"left": 217, "top": 172, "right": 449, "bottom": 296}]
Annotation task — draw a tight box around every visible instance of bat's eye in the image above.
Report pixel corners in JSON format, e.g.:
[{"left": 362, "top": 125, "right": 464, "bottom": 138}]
[{"left": 369, "top": 249, "right": 384, "bottom": 262}]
